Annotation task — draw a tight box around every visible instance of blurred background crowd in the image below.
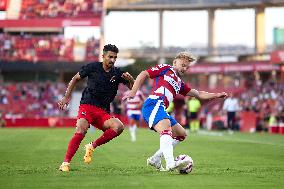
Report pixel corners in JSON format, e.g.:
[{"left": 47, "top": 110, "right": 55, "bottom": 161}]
[{"left": 0, "top": 0, "right": 284, "bottom": 134}]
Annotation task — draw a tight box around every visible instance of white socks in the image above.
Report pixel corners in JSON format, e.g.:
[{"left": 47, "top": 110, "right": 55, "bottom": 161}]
[
  {"left": 160, "top": 134, "right": 174, "bottom": 169},
  {"left": 151, "top": 138, "right": 180, "bottom": 160},
  {"left": 129, "top": 124, "right": 137, "bottom": 142},
  {"left": 172, "top": 138, "right": 180, "bottom": 147}
]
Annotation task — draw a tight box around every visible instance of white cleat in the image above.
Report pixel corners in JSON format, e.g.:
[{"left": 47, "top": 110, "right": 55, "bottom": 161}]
[
  {"left": 166, "top": 158, "right": 190, "bottom": 171},
  {"left": 147, "top": 157, "right": 165, "bottom": 171}
]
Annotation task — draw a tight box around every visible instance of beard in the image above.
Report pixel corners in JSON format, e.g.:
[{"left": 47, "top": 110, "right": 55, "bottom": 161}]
[
  {"left": 177, "top": 70, "right": 184, "bottom": 76},
  {"left": 107, "top": 62, "right": 114, "bottom": 67}
]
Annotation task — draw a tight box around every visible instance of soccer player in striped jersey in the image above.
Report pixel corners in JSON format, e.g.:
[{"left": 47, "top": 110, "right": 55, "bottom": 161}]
[
  {"left": 123, "top": 52, "right": 227, "bottom": 171},
  {"left": 125, "top": 90, "right": 145, "bottom": 142}
]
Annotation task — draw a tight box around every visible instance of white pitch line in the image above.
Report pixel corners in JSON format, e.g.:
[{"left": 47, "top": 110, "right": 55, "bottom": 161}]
[{"left": 197, "top": 131, "right": 284, "bottom": 147}]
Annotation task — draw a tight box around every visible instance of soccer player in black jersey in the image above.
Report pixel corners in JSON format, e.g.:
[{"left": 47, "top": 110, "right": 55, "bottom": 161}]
[{"left": 58, "top": 44, "right": 134, "bottom": 172}]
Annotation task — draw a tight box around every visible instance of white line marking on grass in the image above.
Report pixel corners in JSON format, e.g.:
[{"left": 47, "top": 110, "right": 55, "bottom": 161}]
[
  {"left": 197, "top": 131, "right": 284, "bottom": 147},
  {"left": 197, "top": 130, "right": 224, "bottom": 137},
  {"left": 222, "top": 138, "right": 284, "bottom": 147}
]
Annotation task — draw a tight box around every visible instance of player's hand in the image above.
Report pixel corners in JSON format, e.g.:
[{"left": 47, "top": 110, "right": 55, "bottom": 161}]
[
  {"left": 217, "top": 92, "right": 228, "bottom": 98},
  {"left": 122, "top": 72, "right": 134, "bottom": 82},
  {"left": 58, "top": 96, "right": 70, "bottom": 110},
  {"left": 122, "top": 90, "right": 136, "bottom": 101}
]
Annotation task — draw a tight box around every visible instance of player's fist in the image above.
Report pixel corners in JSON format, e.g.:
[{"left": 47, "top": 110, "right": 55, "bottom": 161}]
[
  {"left": 58, "top": 96, "right": 70, "bottom": 110},
  {"left": 121, "top": 72, "right": 134, "bottom": 82},
  {"left": 217, "top": 92, "right": 228, "bottom": 98}
]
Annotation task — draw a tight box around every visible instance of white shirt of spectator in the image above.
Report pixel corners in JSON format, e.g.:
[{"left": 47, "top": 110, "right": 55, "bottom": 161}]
[{"left": 223, "top": 97, "right": 240, "bottom": 112}]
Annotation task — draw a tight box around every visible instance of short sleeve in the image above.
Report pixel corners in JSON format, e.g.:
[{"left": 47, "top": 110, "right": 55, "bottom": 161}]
[
  {"left": 146, "top": 64, "right": 172, "bottom": 79},
  {"left": 79, "top": 63, "right": 93, "bottom": 79},
  {"left": 180, "top": 82, "right": 191, "bottom": 96}
]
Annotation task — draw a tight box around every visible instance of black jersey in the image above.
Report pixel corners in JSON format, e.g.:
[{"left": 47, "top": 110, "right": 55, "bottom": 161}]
[{"left": 79, "top": 62, "right": 128, "bottom": 112}]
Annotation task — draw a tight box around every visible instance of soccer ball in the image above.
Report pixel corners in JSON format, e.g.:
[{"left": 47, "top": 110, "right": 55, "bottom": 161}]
[{"left": 175, "top": 154, "right": 194, "bottom": 174}]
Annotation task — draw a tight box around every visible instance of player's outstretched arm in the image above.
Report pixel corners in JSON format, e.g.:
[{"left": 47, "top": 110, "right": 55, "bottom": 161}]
[
  {"left": 122, "top": 71, "right": 149, "bottom": 101},
  {"left": 58, "top": 72, "right": 81, "bottom": 110},
  {"left": 187, "top": 89, "right": 227, "bottom": 101}
]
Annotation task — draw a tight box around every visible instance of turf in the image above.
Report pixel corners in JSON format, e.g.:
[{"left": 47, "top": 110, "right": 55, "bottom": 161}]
[{"left": 0, "top": 128, "right": 283, "bottom": 189}]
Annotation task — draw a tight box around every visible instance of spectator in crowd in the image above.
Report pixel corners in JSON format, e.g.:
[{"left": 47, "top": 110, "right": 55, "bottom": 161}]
[
  {"left": 223, "top": 93, "right": 240, "bottom": 132},
  {"left": 187, "top": 97, "right": 201, "bottom": 132},
  {"left": 0, "top": 113, "right": 6, "bottom": 128}
]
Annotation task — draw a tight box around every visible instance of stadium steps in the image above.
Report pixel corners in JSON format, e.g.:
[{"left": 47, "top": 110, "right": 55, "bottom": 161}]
[{"left": 6, "top": 0, "right": 22, "bottom": 19}]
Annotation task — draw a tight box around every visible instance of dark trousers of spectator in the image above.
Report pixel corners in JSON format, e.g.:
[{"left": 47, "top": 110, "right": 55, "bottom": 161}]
[{"left": 227, "top": 111, "right": 236, "bottom": 130}]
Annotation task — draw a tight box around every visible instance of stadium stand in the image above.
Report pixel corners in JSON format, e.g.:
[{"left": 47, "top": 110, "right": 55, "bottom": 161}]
[
  {"left": 108, "top": 77, "right": 284, "bottom": 133},
  {"left": 0, "top": 33, "right": 100, "bottom": 62},
  {"left": 0, "top": 82, "right": 68, "bottom": 118},
  {"left": 20, "top": 0, "right": 103, "bottom": 19},
  {"left": 85, "top": 36, "right": 100, "bottom": 62},
  {"left": 0, "top": 77, "right": 283, "bottom": 131}
]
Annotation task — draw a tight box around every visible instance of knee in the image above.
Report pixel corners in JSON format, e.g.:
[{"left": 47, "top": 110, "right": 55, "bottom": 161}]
[
  {"left": 117, "top": 124, "right": 124, "bottom": 134},
  {"left": 113, "top": 122, "right": 124, "bottom": 134},
  {"left": 76, "top": 125, "right": 88, "bottom": 134},
  {"left": 75, "top": 119, "right": 89, "bottom": 134}
]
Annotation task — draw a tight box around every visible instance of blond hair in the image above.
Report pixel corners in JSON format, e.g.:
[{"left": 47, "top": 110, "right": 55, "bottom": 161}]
[{"left": 174, "top": 51, "right": 197, "bottom": 66}]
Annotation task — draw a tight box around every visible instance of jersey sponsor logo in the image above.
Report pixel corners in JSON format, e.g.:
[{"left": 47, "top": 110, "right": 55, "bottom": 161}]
[
  {"left": 150, "top": 64, "right": 168, "bottom": 71},
  {"left": 164, "top": 75, "right": 180, "bottom": 94}
]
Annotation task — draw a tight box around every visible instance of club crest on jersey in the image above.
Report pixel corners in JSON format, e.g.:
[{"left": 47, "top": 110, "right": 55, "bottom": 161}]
[
  {"left": 82, "top": 111, "right": 86, "bottom": 116},
  {"left": 164, "top": 75, "right": 180, "bottom": 94},
  {"left": 110, "top": 76, "right": 116, "bottom": 83}
]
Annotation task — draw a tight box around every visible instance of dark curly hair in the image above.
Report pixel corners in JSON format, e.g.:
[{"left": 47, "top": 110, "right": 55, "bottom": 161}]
[{"left": 103, "top": 44, "right": 119, "bottom": 54}]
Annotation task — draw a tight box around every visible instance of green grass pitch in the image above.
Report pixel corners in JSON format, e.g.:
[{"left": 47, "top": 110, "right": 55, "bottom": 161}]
[{"left": 0, "top": 128, "right": 284, "bottom": 189}]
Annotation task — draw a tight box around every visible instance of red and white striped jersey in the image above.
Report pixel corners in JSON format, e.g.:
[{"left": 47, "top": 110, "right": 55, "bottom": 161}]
[
  {"left": 126, "top": 90, "right": 144, "bottom": 115},
  {"left": 146, "top": 64, "right": 191, "bottom": 108}
]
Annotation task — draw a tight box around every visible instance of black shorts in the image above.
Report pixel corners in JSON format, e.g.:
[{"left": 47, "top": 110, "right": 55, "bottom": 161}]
[{"left": 189, "top": 112, "right": 198, "bottom": 119}]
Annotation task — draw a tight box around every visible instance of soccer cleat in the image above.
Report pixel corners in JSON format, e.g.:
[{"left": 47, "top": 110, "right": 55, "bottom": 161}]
[
  {"left": 84, "top": 143, "right": 95, "bottom": 164},
  {"left": 147, "top": 156, "right": 164, "bottom": 171},
  {"left": 59, "top": 162, "right": 70, "bottom": 172},
  {"left": 166, "top": 158, "right": 190, "bottom": 171}
]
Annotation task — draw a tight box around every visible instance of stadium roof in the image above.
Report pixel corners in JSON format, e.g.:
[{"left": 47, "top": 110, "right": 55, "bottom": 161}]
[{"left": 106, "top": 0, "right": 284, "bottom": 11}]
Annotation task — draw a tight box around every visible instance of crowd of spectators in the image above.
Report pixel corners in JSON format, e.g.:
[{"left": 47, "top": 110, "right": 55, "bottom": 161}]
[
  {"left": 112, "top": 78, "right": 284, "bottom": 132},
  {"left": 0, "top": 33, "right": 100, "bottom": 63},
  {"left": 0, "top": 76, "right": 283, "bottom": 132},
  {"left": 0, "top": 33, "right": 73, "bottom": 62},
  {"left": 85, "top": 36, "right": 100, "bottom": 62},
  {"left": 20, "top": 0, "right": 103, "bottom": 19},
  {"left": 195, "top": 79, "right": 284, "bottom": 132},
  {"left": 0, "top": 79, "right": 150, "bottom": 120},
  {"left": 238, "top": 80, "right": 284, "bottom": 131},
  {"left": 0, "top": 82, "right": 68, "bottom": 118}
]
